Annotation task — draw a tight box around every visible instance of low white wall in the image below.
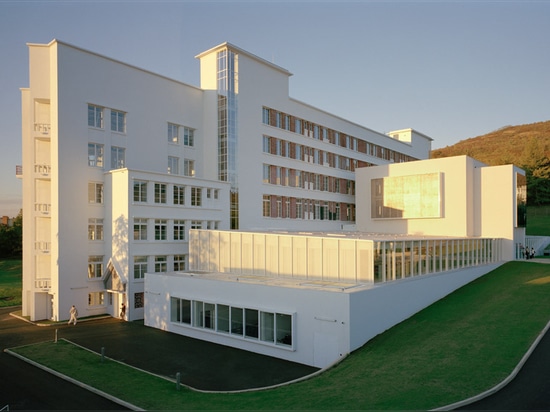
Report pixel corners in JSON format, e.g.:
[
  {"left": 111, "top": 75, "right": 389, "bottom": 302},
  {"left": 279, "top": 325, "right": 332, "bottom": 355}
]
[
  {"left": 348, "top": 262, "right": 503, "bottom": 351},
  {"left": 144, "top": 272, "right": 351, "bottom": 368}
]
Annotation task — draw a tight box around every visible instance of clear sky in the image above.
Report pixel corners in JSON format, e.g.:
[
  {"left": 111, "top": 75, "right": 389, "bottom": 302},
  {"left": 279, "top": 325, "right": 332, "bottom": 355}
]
[{"left": 1, "top": 0, "right": 549, "bottom": 217}]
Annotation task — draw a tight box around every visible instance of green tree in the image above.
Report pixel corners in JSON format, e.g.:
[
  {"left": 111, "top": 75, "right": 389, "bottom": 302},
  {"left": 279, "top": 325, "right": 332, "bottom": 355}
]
[{"left": 0, "top": 210, "right": 23, "bottom": 258}]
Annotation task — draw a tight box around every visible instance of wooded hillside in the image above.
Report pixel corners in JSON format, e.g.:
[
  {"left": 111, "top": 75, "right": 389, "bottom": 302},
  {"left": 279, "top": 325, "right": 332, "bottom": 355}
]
[{"left": 430, "top": 120, "right": 550, "bottom": 205}]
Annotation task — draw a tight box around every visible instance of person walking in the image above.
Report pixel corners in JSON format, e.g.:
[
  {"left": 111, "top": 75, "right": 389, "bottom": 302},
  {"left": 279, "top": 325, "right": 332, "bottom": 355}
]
[
  {"left": 120, "top": 303, "right": 126, "bottom": 319},
  {"left": 68, "top": 305, "right": 78, "bottom": 325}
]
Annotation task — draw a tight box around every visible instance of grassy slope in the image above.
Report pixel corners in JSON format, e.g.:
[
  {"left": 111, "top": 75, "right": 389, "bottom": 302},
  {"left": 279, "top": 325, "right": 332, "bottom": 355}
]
[{"left": 12, "top": 261, "right": 550, "bottom": 410}]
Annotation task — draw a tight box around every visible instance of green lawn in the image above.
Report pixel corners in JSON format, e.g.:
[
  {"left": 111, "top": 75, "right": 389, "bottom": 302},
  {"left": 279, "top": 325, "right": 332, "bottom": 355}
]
[
  {"left": 10, "top": 261, "right": 550, "bottom": 410},
  {"left": 0, "top": 258, "right": 22, "bottom": 307},
  {"left": 527, "top": 205, "right": 550, "bottom": 236}
]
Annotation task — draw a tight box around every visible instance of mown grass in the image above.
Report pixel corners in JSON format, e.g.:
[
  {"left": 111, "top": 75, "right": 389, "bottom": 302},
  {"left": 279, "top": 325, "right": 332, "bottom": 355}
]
[
  {"left": 11, "top": 261, "right": 550, "bottom": 410},
  {"left": 527, "top": 205, "right": 550, "bottom": 236},
  {"left": 0, "top": 258, "right": 22, "bottom": 307}
]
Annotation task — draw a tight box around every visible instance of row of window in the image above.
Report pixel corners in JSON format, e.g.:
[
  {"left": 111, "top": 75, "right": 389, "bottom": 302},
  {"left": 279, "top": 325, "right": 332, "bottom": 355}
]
[
  {"left": 170, "top": 297, "right": 293, "bottom": 347},
  {"left": 263, "top": 164, "right": 355, "bottom": 195},
  {"left": 168, "top": 122, "right": 195, "bottom": 146},
  {"left": 88, "top": 254, "right": 188, "bottom": 281},
  {"left": 88, "top": 104, "right": 126, "bottom": 133},
  {"left": 88, "top": 291, "right": 144, "bottom": 310},
  {"left": 133, "top": 181, "right": 219, "bottom": 205},
  {"left": 263, "top": 135, "right": 374, "bottom": 172},
  {"left": 88, "top": 142, "right": 196, "bottom": 175},
  {"left": 88, "top": 181, "right": 220, "bottom": 207},
  {"left": 262, "top": 107, "right": 416, "bottom": 163},
  {"left": 88, "top": 217, "right": 219, "bottom": 242},
  {"left": 262, "top": 195, "right": 356, "bottom": 221},
  {"left": 133, "top": 218, "right": 219, "bottom": 241}
]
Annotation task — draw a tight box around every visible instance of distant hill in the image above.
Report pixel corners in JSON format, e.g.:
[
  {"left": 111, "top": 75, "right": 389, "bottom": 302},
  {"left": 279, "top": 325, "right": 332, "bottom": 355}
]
[
  {"left": 430, "top": 120, "right": 550, "bottom": 206},
  {"left": 430, "top": 120, "right": 550, "bottom": 167}
]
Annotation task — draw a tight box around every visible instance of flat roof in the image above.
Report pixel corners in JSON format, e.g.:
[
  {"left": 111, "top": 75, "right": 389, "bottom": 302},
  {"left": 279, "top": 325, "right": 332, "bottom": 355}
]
[
  {"left": 222, "top": 230, "right": 481, "bottom": 242},
  {"left": 149, "top": 270, "right": 375, "bottom": 294}
]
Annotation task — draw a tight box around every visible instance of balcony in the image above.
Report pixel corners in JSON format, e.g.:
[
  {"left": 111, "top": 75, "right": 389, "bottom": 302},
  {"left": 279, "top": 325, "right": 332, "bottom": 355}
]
[
  {"left": 34, "top": 241, "right": 51, "bottom": 254},
  {"left": 35, "top": 279, "right": 51, "bottom": 289},
  {"left": 34, "top": 164, "right": 51, "bottom": 177},
  {"left": 35, "top": 203, "right": 51, "bottom": 215},
  {"left": 34, "top": 123, "right": 51, "bottom": 137}
]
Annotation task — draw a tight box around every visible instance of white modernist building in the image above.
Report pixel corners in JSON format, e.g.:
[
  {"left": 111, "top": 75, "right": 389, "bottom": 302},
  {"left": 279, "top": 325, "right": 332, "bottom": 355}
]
[
  {"left": 20, "top": 40, "right": 432, "bottom": 323},
  {"left": 145, "top": 156, "right": 526, "bottom": 368}
]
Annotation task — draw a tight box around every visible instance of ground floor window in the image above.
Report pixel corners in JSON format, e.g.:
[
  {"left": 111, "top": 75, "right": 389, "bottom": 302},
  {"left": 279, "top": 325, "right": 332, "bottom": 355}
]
[
  {"left": 134, "top": 292, "right": 144, "bottom": 309},
  {"left": 170, "top": 297, "right": 293, "bottom": 348},
  {"left": 88, "top": 292, "right": 105, "bottom": 306}
]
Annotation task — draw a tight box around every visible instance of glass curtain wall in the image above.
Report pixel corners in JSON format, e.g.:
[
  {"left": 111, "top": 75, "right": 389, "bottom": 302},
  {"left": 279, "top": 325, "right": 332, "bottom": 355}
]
[
  {"left": 217, "top": 49, "right": 239, "bottom": 229},
  {"left": 373, "top": 238, "right": 499, "bottom": 283}
]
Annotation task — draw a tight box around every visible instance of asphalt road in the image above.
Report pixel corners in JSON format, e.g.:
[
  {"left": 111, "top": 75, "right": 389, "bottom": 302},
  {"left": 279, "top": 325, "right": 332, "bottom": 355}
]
[{"left": 0, "top": 306, "right": 126, "bottom": 410}]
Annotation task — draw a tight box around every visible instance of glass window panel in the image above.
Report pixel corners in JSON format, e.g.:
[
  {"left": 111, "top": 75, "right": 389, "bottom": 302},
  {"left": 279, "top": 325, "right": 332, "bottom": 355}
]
[
  {"left": 231, "top": 307, "right": 243, "bottom": 335},
  {"left": 276, "top": 313, "right": 292, "bottom": 346},
  {"left": 193, "top": 301, "right": 203, "bottom": 328},
  {"left": 204, "top": 302, "right": 215, "bottom": 330},
  {"left": 260, "top": 311, "right": 274, "bottom": 343},
  {"left": 245, "top": 308, "right": 259, "bottom": 339},
  {"left": 217, "top": 304, "right": 230, "bottom": 333},
  {"left": 171, "top": 297, "right": 181, "bottom": 322}
]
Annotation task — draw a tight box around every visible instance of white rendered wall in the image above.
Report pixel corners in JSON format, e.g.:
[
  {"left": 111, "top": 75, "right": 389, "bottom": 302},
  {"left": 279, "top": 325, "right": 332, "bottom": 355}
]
[
  {"left": 348, "top": 262, "right": 502, "bottom": 351},
  {"left": 144, "top": 272, "right": 350, "bottom": 368},
  {"left": 356, "top": 156, "right": 485, "bottom": 237}
]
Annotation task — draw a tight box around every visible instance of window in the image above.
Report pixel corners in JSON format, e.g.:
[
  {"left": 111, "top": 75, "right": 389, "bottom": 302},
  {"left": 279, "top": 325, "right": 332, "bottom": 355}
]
[
  {"left": 134, "top": 292, "right": 144, "bottom": 309},
  {"left": 133, "top": 218, "right": 147, "bottom": 240},
  {"left": 191, "top": 187, "right": 202, "bottom": 206},
  {"left": 110, "top": 109, "right": 126, "bottom": 133},
  {"left": 217, "top": 304, "right": 230, "bottom": 333},
  {"left": 88, "top": 218, "right": 103, "bottom": 240},
  {"left": 155, "top": 256, "right": 167, "bottom": 273},
  {"left": 168, "top": 156, "right": 179, "bottom": 174},
  {"left": 171, "top": 297, "right": 191, "bottom": 323},
  {"left": 133, "top": 180, "right": 147, "bottom": 202},
  {"left": 214, "top": 189, "right": 219, "bottom": 199},
  {"left": 155, "top": 219, "right": 167, "bottom": 240},
  {"left": 88, "top": 292, "right": 105, "bottom": 306},
  {"left": 231, "top": 307, "right": 243, "bottom": 335},
  {"left": 183, "top": 127, "right": 194, "bottom": 147},
  {"left": 134, "top": 256, "right": 148, "bottom": 279},
  {"left": 111, "top": 146, "right": 125, "bottom": 169},
  {"left": 88, "top": 182, "right": 103, "bottom": 204},
  {"left": 174, "top": 220, "right": 185, "bottom": 241},
  {"left": 183, "top": 159, "right": 195, "bottom": 177},
  {"left": 263, "top": 195, "right": 270, "bottom": 217},
  {"left": 263, "top": 136, "right": 270, "bottom": 153},
  {"left": 174, "top": 254, "right": 186, "bottom": 271},
  {"left": 88, "top": 104, "right": 103, "bottom": 128},
  {"left": 155, "top": 183, "right": 167, "bottom": 204},
  {"left": 88, "top": 256, "right": 103, "bottom": 278},
  {"left": 245, "top": 308, "right": 259, "bottom": 339},
  {"left": 169, "top": 298, "right": 294, "bottom": 347},
  {"left": 191, "top": 220, "right": 202, "bottom": 230},
  {"left": 88, "top": 143, "right": 104, "bottom": 167},
  {"left": 173, "top": 185, "right": 185, "bottom": 205},
  {"left": 262, "top": 107, "right": 270, "bottom": 125},
  {"left": 168, "top": 123, "right": 179, "bottom": 144}
]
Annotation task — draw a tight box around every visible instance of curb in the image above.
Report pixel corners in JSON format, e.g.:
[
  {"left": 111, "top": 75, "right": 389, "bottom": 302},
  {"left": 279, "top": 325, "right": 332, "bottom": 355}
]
[
  {"left": 4, "top": 347, "right": 144, "bottom": 411},
  {"left": 431, "top": 318, "right": 550, "bottom": 411}
]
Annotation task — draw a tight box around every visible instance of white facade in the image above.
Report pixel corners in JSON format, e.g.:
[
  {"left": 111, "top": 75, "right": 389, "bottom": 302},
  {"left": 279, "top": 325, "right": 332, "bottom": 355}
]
[
  {"left": 21, "top": 40, "right": 431, "bottom": 322},
  {"left": 355, "top": 155, "right": 526, "bottom": 260}
]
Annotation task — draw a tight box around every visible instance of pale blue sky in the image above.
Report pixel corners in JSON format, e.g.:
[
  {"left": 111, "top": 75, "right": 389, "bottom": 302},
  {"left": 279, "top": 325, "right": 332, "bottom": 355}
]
[{"left": 1, "top": 0, "right": 549, "bottom": 217}]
